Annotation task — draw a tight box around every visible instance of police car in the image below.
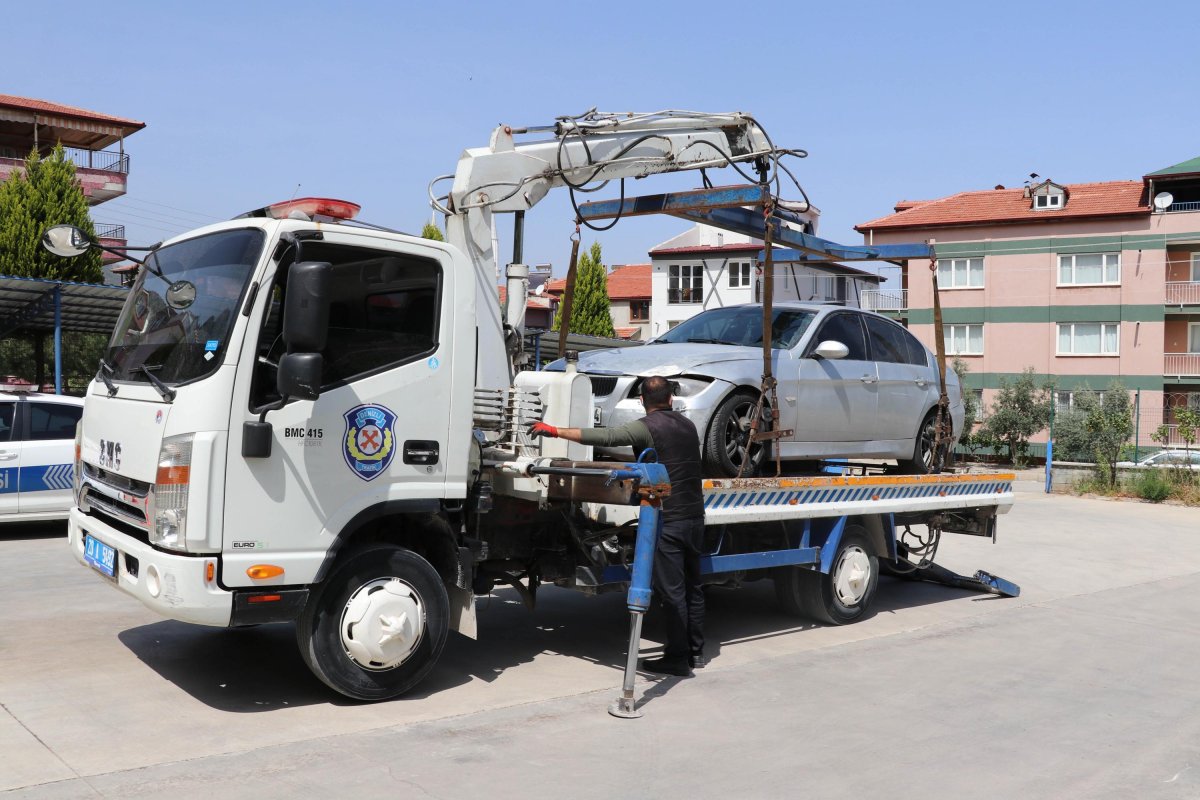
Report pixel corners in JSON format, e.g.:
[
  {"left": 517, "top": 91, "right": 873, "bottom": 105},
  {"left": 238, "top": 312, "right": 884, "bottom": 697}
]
[{"left": 0, "top": 378, "right": 84, "bottom": 523}]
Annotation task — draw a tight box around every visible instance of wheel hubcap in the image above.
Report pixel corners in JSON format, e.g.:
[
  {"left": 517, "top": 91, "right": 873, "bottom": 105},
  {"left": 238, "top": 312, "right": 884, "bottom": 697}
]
[
  {"left": 832, "top": 547, "right": 872, "bottom": 606},
  {"left": 340, "top": 578, "right": 426, "bottom": 671},
  {"left": 725, "top": 401, "right": 763, "bottom": 466},
  {"left": 920, "top": 420, "right": 937, "bottom": 469}
]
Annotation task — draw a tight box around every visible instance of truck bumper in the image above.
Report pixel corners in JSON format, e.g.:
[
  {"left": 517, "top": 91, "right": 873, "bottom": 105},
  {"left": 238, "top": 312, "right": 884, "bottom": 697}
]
[{"left": 68, "top": 508, "right": 233, "bottom": 627}]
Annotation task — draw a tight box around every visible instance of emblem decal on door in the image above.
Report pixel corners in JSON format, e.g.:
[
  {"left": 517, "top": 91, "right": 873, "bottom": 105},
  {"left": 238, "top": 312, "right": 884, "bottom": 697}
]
[{"left": 342, "top": 404, "right": 397, "bottom": 481}]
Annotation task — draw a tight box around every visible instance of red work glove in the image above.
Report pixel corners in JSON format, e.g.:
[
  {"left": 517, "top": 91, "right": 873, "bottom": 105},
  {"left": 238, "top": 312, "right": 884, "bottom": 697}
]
[{"left": 530, "top": 421, "right": 559, "bottom": 438}]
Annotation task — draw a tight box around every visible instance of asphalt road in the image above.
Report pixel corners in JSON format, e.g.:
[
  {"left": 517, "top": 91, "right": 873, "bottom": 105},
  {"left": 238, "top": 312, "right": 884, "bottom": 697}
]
[{"left": 3, "top": 484, "right": 1199, "bottom": 799}]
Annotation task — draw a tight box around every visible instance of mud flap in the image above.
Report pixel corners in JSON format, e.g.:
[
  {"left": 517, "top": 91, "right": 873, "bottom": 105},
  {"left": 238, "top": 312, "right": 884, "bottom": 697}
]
[{"left": 448, "top": 584, "right": 478, "bottom": 639}]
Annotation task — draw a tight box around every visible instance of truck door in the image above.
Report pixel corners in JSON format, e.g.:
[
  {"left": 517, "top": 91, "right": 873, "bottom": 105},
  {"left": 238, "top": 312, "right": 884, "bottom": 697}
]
[
  {"left": 223, "top": 231, "right": 456, "bottom": 587},
  {"left": 0, "top": 401, "right": 18, "bottom": 514},
  {"left": 16, "top": 400, "right": 81, "bottom": 514}
]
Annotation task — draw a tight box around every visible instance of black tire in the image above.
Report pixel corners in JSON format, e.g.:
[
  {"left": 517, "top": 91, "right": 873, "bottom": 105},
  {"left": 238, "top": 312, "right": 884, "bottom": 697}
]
[
  {"left": 774, "top": 525, "right": 879, "bottom": 625},
  {"left": 297, "top": 544, "right": 449, "bottom": 701},
  {"left": 899, "top": 411, "right": 945, "bottom": 475},
  {"left": 703, "top": 391, "right": 768, "bottom": 478}
]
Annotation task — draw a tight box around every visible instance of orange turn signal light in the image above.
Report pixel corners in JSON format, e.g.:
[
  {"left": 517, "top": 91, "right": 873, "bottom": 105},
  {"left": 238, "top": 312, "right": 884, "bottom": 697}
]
[
  {"left": 247, "top": 594, "right": 282, "bottom": 604},
  {"left": 205, "top": 562, "right": 215, "bottom": 582},
  {"left": 246, "top": 564, "right": 285, "bottom": 580}
]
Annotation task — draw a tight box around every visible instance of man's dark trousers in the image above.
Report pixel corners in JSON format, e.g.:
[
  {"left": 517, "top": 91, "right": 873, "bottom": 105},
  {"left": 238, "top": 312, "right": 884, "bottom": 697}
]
[{"left": 653, "top": 516, "right": 705, "bottom": 661}]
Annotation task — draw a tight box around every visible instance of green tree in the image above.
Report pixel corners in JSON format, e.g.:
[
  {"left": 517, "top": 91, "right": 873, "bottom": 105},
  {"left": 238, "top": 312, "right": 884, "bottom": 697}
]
[
  {"left": 1077, "top": 382, "right": 1133, "bottom": 487},
  {"left": 981, "top": 368, "right": 1052, "bottom": 467},
  {"left": 951, "top": 357, "right": 977, "bottom": 446},
  {"left": 0, "top": 145, "right": 103, "bottom": 282},
  {"left": 420, "top": 223, "right": 444, "bottom": 241},
  {"left": 552, "top": 241, "right": 615, "bottom": 337}
]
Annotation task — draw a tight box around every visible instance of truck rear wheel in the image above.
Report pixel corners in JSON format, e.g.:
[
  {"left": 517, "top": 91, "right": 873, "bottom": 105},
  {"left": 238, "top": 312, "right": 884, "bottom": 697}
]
[
  {"left": 297, "top": 544, "right": 449, "bottom": 701},
  {"left": 774, "top": 525, "right": 878, "bottom": 625}
]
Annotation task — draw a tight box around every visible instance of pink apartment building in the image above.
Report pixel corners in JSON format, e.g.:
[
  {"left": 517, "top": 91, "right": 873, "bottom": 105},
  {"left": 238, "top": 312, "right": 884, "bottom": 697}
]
[
  {"left": 857, "top": 160, "right": 1200, "bottom": 449},
  {"left": 0, "top": 94, "right": 145, "bottom": 284}
]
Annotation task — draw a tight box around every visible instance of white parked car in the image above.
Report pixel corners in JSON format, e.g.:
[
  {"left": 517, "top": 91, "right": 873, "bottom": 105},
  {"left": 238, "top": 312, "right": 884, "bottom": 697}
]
[
  {"left": 552, "top": 303, "right": 964, "bottom": 477},
  {"left": 0, "top": 386, "right": 84, "bottom": 523},
  {"left": 1116, "top": 449, "right": 1200, "bottom": 471}
]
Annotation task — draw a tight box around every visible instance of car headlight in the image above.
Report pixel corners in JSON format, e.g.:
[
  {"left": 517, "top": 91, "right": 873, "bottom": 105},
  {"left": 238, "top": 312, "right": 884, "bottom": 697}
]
[
  {"left": 151, "top": 434, "right": 193, "bottom": 551},
  {"left": 670, "top": 377, "right": 714, "bottom": 398}
]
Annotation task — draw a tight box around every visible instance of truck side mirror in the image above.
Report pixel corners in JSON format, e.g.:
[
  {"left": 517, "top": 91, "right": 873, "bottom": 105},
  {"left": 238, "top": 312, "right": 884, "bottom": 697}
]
[
  {"left": 42, "top": 225, "right": 93, "bottom": 258},
  {"left": 283, "top": 261, "right": 332, "bottom": 352},
  {"left": 277, "top": 353, "right": 324, "bottom": 401}
]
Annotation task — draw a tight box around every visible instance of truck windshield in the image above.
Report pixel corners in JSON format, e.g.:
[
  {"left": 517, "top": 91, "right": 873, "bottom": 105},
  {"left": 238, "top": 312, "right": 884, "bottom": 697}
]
[{"left": 106, "top": 228, "right": 264, "bottom": 385}]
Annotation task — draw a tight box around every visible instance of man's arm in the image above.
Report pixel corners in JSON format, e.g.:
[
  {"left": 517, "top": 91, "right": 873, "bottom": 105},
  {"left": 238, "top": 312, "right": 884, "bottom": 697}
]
[{"left": 533, "top": 419, "right": 654, "bottom": 452}]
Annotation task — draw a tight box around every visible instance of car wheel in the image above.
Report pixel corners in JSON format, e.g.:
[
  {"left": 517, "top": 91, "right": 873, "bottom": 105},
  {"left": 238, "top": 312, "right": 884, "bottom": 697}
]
[
  {"left": 703, "top": 391, "right": 768, "bottom": 477},
  {"left": 296, "top": 544, "right": 449, "bottom": 701},
  {"left": 774, "top": 524, "right": 879, "bottom": 625},
  {"left": 899, "top": 411, "right": 945, "bottom": 475}
]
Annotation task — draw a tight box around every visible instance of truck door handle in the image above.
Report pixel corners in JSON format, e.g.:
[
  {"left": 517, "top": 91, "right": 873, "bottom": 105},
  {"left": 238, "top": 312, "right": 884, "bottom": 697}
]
[{"left": 403, "top": 440, "right": 440, "bottom": 465}]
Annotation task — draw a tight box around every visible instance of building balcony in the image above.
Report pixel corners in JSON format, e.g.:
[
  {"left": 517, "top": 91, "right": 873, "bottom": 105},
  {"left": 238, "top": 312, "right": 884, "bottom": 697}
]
[
  {"left": 95, "top": 224, "right": 126, "bottom": 265},
  {"left": 861, "top": 289, "right": 907, "bottom": 313},
  {"left": 1165, "top": 353, "right": 1200, "bottom": 378},
  {"left": 0, "top": 146, "right": 130, "bottom": 205},
  {"left": 1166, "top": 282, "right": 1200, "bottom": 308}
]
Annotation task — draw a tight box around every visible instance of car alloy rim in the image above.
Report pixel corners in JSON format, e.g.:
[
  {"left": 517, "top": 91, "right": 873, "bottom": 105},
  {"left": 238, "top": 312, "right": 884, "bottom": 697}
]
[
  {"left": 724, "top": 400, "right": 762, "bottom": 466},
  {"left": 921, "top": 419, "right": 937, "bottom": 469},
  {"left": 832, "top": 546, "right": 872, "bottom": 606},
  {"left": 339, "top": 577, "right": 426, "bottom": 671}
]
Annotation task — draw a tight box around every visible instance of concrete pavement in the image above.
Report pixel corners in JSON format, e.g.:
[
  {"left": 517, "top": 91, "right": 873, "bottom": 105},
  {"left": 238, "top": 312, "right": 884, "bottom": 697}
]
[{"left": 2, "top": 489, "right": 1199, "bottom": 798}]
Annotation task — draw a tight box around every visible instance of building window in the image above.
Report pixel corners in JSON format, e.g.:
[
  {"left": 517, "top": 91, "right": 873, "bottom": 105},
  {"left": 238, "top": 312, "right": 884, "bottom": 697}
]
[
  {"left": 1057, "top": 322, "right": 1119, "bottom": 355},
  {"left": 668, "top": 264, "right": 703, "bottom": 304},
  {"left": 970, "top": 389, "right": 985, "bottom": 422},
  {"left": 1192, "top": 252, "right": 1200, "bottom": 282},
  {"left": 1056, "top": 390, "right": 1106, "bottom": 416},
  {"left": 1058, "top": 253, "right": 1120, "bottom": 285},
  {"left": 943, "top": 323, "right": 983, "bottom": 355},
  {"left": 936, "top": 257, "right": 984, "bottom": 289},
  {"left": 629, "top": 300, "right": 649, "bottom": 322},
  {"left": 1189, "top": 322, "right": 1200, "bottom": 353},
  {"left": 1035, "top": 194, "right": 1062, "bottom": 209},
  {"left": 728, "top": 261, "right": 752, "bottom": 288}
]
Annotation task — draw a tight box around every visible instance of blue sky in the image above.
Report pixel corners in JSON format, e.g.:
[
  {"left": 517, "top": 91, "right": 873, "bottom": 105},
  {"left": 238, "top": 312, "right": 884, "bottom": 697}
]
[{"left": 9, "top": 0, "right": 1200, "bottom": 285}]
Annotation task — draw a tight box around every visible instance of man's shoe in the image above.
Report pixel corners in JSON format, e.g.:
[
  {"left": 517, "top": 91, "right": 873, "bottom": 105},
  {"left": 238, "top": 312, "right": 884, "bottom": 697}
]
[
  {"left": 638, "top": 656, "right": 692, "bottom": 677},
  {"left": 690, "top": 652, "right": 708, "bottom": 669}
]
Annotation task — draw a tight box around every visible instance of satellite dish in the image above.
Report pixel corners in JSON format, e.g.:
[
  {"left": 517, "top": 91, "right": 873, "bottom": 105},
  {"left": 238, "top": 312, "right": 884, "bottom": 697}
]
[
  {"left": 1154, "top": 192, "right": 1174, "bottom": 211},
  {"left": 535, "top": 284, "right": 545, "bottom": 296}
]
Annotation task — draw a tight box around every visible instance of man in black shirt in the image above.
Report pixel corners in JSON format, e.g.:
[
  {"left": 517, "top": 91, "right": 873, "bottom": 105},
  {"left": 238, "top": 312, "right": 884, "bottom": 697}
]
[{"left": 532, "top": 375, "right": 706, "bottom": 676}]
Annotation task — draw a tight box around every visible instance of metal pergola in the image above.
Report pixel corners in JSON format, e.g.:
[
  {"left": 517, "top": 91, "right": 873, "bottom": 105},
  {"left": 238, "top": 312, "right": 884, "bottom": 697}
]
[{"left": 0, "top": 275, "right": 128, "bottom": 393}]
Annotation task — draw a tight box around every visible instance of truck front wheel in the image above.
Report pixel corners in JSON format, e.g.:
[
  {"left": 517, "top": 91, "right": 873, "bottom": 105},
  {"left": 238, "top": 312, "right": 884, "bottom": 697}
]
[
  {"left": 297, "top": 544, "right": 449, "bottom": 701},
  {"left": 774, "top": 525, "right": 879, "bottom": 625}
]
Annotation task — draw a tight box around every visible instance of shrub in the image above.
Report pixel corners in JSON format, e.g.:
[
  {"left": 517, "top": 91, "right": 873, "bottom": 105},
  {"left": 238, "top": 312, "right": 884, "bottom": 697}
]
[{"left": 1131, "top": 470, "right": 1172, "bottom": 502}]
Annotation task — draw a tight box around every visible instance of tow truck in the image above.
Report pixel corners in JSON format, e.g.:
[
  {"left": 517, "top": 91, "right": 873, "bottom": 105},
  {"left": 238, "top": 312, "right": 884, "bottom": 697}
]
[{"left": 42, "top": 110, "right": 1016, "bottom": 712}]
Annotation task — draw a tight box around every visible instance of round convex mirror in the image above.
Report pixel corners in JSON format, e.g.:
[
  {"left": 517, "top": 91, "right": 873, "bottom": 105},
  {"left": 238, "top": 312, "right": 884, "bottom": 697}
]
[
  {"left": 166, "top": 280, "right": 197, "bottom": 309},
  {"left": 42, "top": 225, "right": 93, "bottom": 258}
]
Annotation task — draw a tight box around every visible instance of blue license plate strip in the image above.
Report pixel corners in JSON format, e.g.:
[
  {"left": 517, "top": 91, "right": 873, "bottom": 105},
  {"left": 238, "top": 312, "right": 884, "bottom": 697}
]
[{"left": 84, "top": 534, "right": 117, "bottom": 580}]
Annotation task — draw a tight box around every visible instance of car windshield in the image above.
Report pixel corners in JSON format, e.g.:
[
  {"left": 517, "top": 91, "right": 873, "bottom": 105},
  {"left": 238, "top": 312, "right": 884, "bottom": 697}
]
[
  {"left": 106, "top": 228, "right": 264, "bottom": 385},
  {"left": 652, "top": 306, "right": 816, "bottom": 349}
]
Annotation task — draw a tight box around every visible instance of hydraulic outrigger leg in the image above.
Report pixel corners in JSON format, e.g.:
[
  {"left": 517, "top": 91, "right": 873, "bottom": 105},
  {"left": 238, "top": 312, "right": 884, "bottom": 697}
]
[{"left": 607, "top": 459, "right": 672, "bottom": 719}]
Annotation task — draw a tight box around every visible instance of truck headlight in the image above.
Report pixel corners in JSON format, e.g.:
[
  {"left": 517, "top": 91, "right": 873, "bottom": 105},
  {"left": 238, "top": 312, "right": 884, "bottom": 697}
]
[
  {"left": 151, "top": 434, "right": 193, "bottom": 551},
  {"left": 73, "top": 421, "right": 82, "bottom": 505}
]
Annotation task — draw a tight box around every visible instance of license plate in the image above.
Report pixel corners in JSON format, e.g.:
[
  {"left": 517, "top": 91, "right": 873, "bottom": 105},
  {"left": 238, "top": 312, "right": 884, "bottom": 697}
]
[{"left": 84, "top": 534, "right": 117, "bottom": 580}]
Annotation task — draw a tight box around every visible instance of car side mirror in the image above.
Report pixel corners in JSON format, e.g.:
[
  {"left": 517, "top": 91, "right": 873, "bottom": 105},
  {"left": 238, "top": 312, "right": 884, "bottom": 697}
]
[
  {"left": 812, "top": 340, "right": 850, "bottom": 360},
  {"left": 282, "top": 261, "right": 332, "bottom": 352},
  {"left": 277, "top": 352, "right": 323, "bottom": 400},
  {"left": 42, "top": 225, "right": 94, "bottom": 258}
]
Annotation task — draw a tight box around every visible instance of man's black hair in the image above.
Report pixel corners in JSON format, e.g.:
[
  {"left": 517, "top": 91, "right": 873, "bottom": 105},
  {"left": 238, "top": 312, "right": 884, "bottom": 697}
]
[{"left": 640, "top": 375, "right": 673, "bottom": 409}]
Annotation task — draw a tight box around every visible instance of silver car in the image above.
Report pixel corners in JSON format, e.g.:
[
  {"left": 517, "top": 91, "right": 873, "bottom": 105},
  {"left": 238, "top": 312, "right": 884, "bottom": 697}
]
[{"left": 559, "top": 303, "right": 963, "bottom": 477}]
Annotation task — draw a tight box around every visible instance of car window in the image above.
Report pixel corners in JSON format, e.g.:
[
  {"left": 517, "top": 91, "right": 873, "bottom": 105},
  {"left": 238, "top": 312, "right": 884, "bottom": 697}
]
[
  {"left": 809, "top": 313, "right": 868, "bottom": 360},
  {"left": 0, "top": 402, "right": 13, "bottom": 442},
  {"left": 898, "top": 326, "right": 930, "bottom": 366},
  {"left": 27, "top": 403, "right": 82, "bottom": 442},
  {"left": 653, "top": 306, "right": 816, "bottom": 349},
  {"left": 864, "top": 316, "right": 912, "bottom": 364}
]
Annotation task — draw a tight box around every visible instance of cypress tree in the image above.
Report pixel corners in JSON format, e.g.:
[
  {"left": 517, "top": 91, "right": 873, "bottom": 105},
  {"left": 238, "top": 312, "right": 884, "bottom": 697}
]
[{"left": 552, "top": 241, "right": 615, "bottom": 337}]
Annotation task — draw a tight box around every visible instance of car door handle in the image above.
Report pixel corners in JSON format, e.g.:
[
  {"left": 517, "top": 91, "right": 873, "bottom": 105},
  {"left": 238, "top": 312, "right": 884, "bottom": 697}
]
[
  {"left": 915, "top": 379, "right": 929, "bottom": 387},
  {"left": 0, "top": 453, "right": 16, "bottom": 461},
  {"left": 860, "top": 375, "right": 877, "bottom": 384}
]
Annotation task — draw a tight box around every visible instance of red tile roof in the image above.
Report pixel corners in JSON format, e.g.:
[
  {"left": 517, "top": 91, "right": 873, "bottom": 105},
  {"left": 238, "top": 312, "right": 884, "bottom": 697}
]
[
  {"left": 497, "top": 285, "right": 555, "bottom": 309},
  {"left": 542, "top": 264, "right": 651, "bottom": 299},
  {"left": 615, "top": 326, "right": 643, "bottom": 340},
  {"left": 0, "top": 94, "right": 145, "bottom": 130},
  {"left": 857, "top": 181, "right": 1148, "bottom": 232},
  {"left": 649, "top": 242, "right": 762, "bottom": 256}
]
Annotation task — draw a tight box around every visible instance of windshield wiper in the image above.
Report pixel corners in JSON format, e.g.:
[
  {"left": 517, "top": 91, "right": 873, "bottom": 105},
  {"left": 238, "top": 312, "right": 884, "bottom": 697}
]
[
  {"left": 96, "top": 358, "right": 117, "bottom": 396},
  {"left": 685, "top": 337, "right": 729, "bottom": 345},
  {"left": 138, "top": 365, "right": 176, "bottom": 403}
]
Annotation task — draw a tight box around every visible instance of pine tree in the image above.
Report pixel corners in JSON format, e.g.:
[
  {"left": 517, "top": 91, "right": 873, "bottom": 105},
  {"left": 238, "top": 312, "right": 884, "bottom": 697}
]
[
  {"left": 0, "top": 145, "right": 103, "bottom": 282},
  {"left": 420, "top": 223, "right": 444, "bottom": 241},
  {"left": 552, "top": 241, "right": 615, "bottom": 337}
]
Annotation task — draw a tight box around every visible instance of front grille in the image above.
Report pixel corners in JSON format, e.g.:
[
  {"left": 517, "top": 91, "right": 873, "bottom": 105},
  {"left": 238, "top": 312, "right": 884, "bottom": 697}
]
[
  {"left": 86, "top": 491, "right": 147, "bottom": 526},
  {"left": 587, "top": 375, "right": 619, "bottom": 397},
  {"left": 83, "top": 463, "right": 151, "bottom": 497}
]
